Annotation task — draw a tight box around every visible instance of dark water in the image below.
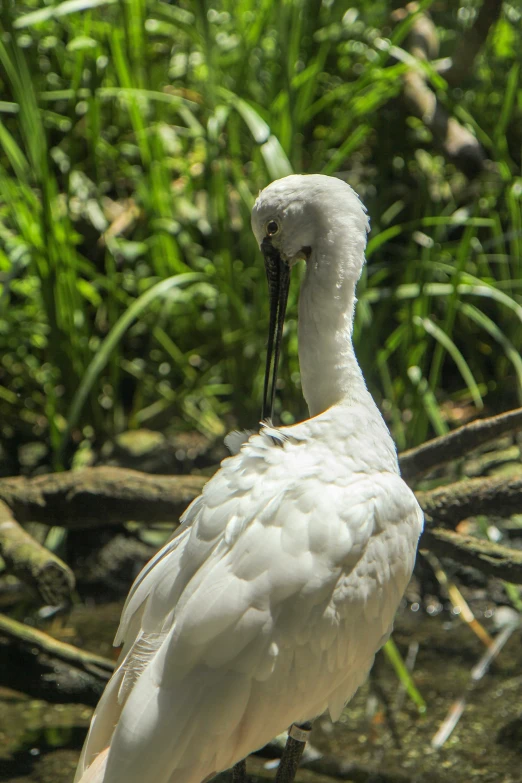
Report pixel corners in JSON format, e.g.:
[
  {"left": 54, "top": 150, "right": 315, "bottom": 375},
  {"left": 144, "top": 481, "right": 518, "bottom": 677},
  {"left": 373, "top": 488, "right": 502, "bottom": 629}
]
[{"left": 1, "top": 601, "right": 521, "bottom": 783}]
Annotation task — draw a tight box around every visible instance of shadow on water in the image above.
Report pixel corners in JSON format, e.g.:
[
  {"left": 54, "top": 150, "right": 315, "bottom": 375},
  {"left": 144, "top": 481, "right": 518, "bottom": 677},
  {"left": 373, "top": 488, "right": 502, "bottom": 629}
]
[{"left": 1, "top": 601, "right": 522, "bottom": 783}]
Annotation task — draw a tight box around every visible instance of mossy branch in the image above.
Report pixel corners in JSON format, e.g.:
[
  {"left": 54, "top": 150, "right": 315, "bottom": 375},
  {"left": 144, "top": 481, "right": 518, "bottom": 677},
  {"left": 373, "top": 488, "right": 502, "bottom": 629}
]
[
  {"left": 399, "top": 408, "right": 522, "bottom": 481},
  {"left": 0, "top": 613, "right": 114, "bottom": 705},
  {"left": 421, "top": 528, "right": 522, "bottom": 585},
  {"left": 0, "top": 499, "right": 75, "bottom": 605},
  {"left": 417, "top": 475, "right": 522, "bottom": 528},
  {"left": 1, "top": 423, "right": 522, "bottom": 587},
  {"left": 0, "top": 467, "right": 206, "bottom": 529}
]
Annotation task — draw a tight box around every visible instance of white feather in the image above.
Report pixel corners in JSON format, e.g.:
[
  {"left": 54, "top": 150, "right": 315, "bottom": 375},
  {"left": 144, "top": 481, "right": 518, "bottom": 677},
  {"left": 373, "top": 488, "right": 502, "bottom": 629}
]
[
  {"left": 75, "top": 174, "right": 423, "bottom": 783},
  {"left": 224, "top": 430, "right": 254, "bottom": 455}
]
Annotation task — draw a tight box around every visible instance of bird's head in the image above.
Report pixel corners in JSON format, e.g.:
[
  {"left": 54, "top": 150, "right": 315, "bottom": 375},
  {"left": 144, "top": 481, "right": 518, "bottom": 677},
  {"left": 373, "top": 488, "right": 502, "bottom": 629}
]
[
  {"left": 251, "top": 174, "right": 369, "bottom": 421},
  {"left": 251, "top": 173, "right": 369, "bottom": 270}
]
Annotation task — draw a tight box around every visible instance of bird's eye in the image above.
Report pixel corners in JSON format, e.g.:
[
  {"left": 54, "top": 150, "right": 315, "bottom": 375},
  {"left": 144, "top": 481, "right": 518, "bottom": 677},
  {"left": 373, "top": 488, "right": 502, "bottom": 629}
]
[{"left": 266, "top": 219, "right": 280, "bottom": 237}]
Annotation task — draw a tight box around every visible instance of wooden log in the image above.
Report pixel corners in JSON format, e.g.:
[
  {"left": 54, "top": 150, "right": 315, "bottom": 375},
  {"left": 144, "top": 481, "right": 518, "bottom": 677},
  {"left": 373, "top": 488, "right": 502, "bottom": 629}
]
[
  {"left": 0, "top": 499, "right": 75, "bottom": 605},
  {"left": 0, "top": 467, "right": 206, "bottom": 529},
  {"left": 0, "top": 429, "right": 522, "bottom": 586}
]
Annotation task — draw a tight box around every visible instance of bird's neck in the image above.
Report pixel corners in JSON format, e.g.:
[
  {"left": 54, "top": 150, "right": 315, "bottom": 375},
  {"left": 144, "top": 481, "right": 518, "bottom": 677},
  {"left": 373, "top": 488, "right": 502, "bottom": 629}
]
[{"left": 298, "top": 241, "right": 372, "bottom": 418}]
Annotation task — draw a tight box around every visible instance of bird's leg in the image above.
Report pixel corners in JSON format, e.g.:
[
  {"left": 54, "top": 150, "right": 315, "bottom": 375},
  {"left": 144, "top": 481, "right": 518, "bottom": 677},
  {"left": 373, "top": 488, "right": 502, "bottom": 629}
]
[
  {"left": 232, "top": 759, "right": 248, "bottom": 783},
  {"left": 274, "top": 721, "right": 313, "bottom": 783}
]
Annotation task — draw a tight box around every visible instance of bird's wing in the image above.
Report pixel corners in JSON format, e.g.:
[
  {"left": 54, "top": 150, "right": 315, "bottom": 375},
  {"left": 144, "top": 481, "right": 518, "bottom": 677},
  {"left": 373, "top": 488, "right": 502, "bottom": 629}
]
[
  {"left": 326, "top": 470, "right": 423, "bottom": 720},
  {"left": 77, "top": 426, "right": 422, "bottom": 783},
  {"left": 75, "top": 427, "right": 296, "bottom": 780}
]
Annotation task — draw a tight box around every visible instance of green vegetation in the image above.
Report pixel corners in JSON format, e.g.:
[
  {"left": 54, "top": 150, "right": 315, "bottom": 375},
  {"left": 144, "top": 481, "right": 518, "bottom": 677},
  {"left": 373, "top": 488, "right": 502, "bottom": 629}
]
[{"left": 0, "top": 0, "right": 521, "bottom": 468}]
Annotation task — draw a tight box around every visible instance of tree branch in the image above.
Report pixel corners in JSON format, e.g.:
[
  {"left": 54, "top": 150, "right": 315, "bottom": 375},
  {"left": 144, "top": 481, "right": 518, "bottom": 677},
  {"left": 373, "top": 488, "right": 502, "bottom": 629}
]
[
  {"left": 421, "top": 528, "right": 522, "bottom": 585},
  {"left": 0, "top": 613, "right": 114, "bottom": 673},
  {"left": 395, "top": 3, "right": 485, "bottom": 177},
  {"left": 0, "top": 499, "right": 75, "bottom": 605},
  {"left": 0, "top": 613, "right": 114, "bottom": 705},
  {"left": 443, "top": 0, "right": 504, "bottom": 87},
  {"left": 1, "top": 461, "right": 521, "bottom": 541},
  {"left": 1, "top": 431, "right": 522, "bottom": 587},
  {"left": 399, "top": 407, "right": 522, "bottom": 482},
  {"left": 0, "top": 467, "right": 206, "bottom": 529},
  {"left": 417, "top": 475, "right": 522, "bottom": 528}
]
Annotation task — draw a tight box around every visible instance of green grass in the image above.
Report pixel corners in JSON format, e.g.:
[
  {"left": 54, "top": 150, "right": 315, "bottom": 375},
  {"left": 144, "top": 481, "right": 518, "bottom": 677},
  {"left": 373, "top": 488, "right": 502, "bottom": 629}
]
[{"left": 0, "top": 0, "right": 521, "bottom": 466}]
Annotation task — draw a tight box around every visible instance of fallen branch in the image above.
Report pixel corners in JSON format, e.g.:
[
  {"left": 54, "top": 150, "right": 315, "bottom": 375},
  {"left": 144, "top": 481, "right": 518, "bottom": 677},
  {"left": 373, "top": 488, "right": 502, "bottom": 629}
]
[
  {"left": 421, "top": 529, "right": 522, "bottom": 585},
  {"left": 0, "top": 467, "right": 206, "bottom": 529},
  {"left": 1, "top": 439, "right": 522, "bottom": 585},
  {"left": 3, "top": 464, "right": 522, "bottom": 560},
  {"left": 0, "top": 499, "right": 75, "bottom": 605},
  {"left": 4, "top": 463, "right": 522, "bottom": 535},
  {"left": 417, "top": 474, "right": 522, "bottom": 527},
  {"left": 0, "top": 613, "right": 114, "bottom": 674},
  {"left": 0, "top": 613, "right": 114, "bottom": 705},
  {"left": 399, "top": 407, "right": 522, "bottom": 481}
]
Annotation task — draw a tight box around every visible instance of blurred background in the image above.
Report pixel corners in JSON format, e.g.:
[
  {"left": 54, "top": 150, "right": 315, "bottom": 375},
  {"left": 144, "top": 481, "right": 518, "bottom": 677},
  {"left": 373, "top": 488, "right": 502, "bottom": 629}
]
[{"left": 1, "top": 1, "right": 522, "bottom": 782}]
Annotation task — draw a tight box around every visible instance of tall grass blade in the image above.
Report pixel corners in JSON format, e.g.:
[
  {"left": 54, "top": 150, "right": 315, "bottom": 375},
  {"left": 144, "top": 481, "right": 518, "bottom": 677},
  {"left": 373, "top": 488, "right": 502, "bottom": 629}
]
[
  {"left": 383, "top": 638, "right": 426, "bottom": 714},
  {"left": 415, "top": 316, "right": 483, "bottom": 409},
  {"left": 60, "top": 274, "right": 203, "bottom": 456}
]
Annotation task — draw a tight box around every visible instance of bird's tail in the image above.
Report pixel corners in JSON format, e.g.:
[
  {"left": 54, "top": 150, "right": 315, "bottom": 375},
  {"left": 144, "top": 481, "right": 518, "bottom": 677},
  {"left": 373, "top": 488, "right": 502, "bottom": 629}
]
[{"left": 75, "top": 747, "right": 109, "bottom": 783}]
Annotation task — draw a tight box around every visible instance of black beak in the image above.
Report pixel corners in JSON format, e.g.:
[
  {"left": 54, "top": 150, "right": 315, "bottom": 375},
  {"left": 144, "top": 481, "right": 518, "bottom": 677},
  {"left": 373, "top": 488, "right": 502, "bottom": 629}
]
[{"left": 261, "top": 237, "right": 290, "bottom": 422}]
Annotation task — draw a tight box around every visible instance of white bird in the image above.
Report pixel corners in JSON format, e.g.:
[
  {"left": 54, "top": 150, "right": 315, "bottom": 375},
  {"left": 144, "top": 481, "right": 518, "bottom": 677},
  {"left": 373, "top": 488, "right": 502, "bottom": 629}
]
[{"left": 75, "top": 174, "right": 423, "bottom": 783}]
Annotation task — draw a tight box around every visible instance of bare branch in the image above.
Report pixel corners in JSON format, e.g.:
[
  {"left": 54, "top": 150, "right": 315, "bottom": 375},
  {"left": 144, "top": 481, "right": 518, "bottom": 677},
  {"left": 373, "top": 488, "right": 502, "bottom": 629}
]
[{"left": 399, "top": 408, "right": 522, "bottom": 482}]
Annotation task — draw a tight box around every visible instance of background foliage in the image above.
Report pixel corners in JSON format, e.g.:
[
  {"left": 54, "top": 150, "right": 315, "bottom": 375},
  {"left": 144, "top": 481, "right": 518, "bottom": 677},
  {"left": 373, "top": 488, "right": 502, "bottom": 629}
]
[{"left": 1, "top": 0, "right": 521, "bottom": 470}]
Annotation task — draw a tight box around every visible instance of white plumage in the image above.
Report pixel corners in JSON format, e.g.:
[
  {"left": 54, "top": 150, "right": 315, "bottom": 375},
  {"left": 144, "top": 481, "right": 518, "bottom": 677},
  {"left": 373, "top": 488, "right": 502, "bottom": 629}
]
[{"left": 75, "top": 174, "right": 423, "bottom": 783}]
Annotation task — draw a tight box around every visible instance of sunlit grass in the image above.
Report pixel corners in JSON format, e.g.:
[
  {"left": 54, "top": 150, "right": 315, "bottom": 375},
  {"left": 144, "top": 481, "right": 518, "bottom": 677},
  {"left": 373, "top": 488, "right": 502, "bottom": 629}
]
[{"left": 0, "top": 0, "right": 521, "bottom": 466}]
